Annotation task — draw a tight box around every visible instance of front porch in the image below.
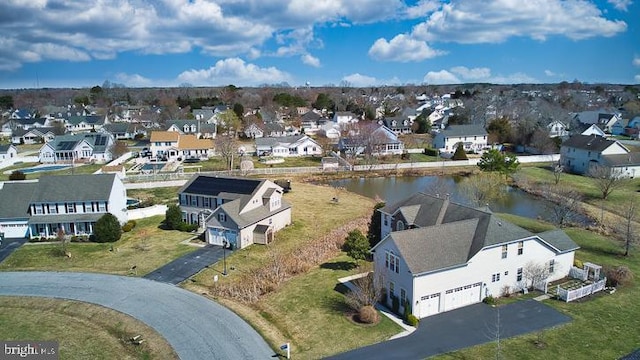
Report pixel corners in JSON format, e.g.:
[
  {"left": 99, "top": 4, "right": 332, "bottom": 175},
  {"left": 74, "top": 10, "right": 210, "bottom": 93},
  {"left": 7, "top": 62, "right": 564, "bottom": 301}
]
[{"left": 28, "top": 213, "right": 104, "bottom": 239}]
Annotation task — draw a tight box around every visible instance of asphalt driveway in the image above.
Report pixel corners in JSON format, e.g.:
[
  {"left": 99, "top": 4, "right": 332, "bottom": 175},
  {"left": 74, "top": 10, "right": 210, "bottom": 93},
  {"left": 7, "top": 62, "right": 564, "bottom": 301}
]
[
  {"left": 0, "top": 271, "right": 273, "bottom": 360},
  {"left": 144, "top": 245, "right": 231, "bottom": 284},
  {"left": 0, "top": 237, "right": 28, "bottom": 263},
  {"left": 329, "top": 300, "right": 571, "bottom": 359}
]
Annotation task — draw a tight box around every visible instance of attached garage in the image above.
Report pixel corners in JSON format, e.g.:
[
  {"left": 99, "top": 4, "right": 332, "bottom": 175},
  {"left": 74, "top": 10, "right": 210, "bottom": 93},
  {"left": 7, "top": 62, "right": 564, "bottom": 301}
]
[
  {"left": 419, "top": 293, "right": 441, "bottom": 318},
  {"left": 0, "top": 222, "right": 29, "bottom": 239},
  {"left": 443, "top": 282, "right": 482, "bottom": 312}
]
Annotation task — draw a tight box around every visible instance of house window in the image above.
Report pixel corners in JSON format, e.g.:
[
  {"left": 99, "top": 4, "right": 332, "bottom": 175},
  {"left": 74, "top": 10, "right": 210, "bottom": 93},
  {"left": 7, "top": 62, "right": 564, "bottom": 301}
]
[
  {"left": 66, "top": 203, "right": 76, "bottom": 213},
  {"left": 517, "top": 267, "right": 523, "bottom": 282},
  {"left": 386, "top": 251, "right": 399, "bottom": 273},
  {"left": 98, "top": 203, "right": 106, "bottom": 212},
  {"left": 49, "top": 204, "right": 57, "bottom": 214},
  {"left": 492, "top": 273, "right": 501, "bottom": 282},
  {"left": 549, "top": 259, "right": 555, "bottom": 274},
  {"left": 400, "top": 288, "right": 406, "bottom": 305},
  {"left": 396, "top": 221, "right": 405, "bottom": 231},
  {"left": 517, "top": 241, "right": 524, "bottom": 255},
  {"left": 219, "top": 213, "right": 226, "bottom": 222},
  {"left": 383, "top": 216, "right": 388, "bottom": 226},
  {"left": 191, "top": 196, "right": 197, "bottom": 206},
  {"left": 501, "top": 244, "right": 508, "bottom": 259},
  {"left": 35, "top": 205, "right": 43, "bottom": 215},
  {"left": 389, "top": 282, "right": 395, "bottom": 297}
]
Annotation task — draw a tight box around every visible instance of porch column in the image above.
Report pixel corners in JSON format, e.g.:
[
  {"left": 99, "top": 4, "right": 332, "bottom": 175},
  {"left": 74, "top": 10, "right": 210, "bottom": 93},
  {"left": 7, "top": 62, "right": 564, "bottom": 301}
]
[{"left": 44, "top": 225, "right": 49, "bottom": 238}]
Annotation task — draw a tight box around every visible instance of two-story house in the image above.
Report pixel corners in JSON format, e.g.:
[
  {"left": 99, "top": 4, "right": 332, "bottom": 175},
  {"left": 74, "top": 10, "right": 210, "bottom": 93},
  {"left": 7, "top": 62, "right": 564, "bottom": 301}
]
[
  {"left": 433, "top": 124, "right": 488, "bottom": 153},
  {"left": 373, "top": 193, "right": 578, "bottom": 318},
  {"left": 0, "top": 174, "right": 127, "bottom": 239},
  {"left": 560, "top": 134, "right": 640, "bottom": 177},
  {"left": 166, "top": 120, "right": 217, "bottom": 139},
  {"left": 149, "top": 131, "right": 180, "bottom": 159},
  {"left": 178, "top": 175, "right": 292, "bottom": 249},
  {"left": 149, "top": 131, "right": 214, "bottom": 160}
]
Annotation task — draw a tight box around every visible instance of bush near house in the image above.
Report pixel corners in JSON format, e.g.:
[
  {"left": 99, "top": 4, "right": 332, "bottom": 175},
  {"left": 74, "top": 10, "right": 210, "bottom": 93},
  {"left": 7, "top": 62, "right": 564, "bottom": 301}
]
[
  {"left": 93, "top": 214, "right": 122, "bottom": 243},
  {"left": 9, "top": 170, "right": 26, "bottom": 181}
]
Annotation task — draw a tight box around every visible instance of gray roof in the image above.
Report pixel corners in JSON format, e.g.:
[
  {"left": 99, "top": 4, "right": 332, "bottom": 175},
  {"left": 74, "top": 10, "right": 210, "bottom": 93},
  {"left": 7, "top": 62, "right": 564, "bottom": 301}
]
[
  {"left": 562, "top": 134, "right": 619, "bottom": 152},
  {"left": 0, "top": 144, "right": 15, "bottom": 153},
  {"left": 165, "top": 120, "right": 216, "bottom": 133},
  {"left": 440, "top": 124, "right": 487, "bottom": 137},
  {"left": 47, "top": 133, "right": 111, "bottom": 153},
  {"left": 0, "top": 182, "right": 38, "bottom": 220},
  {"left": 67, "top": 115, "right": 105, "bottom": 125},
  {"left": 537, "top": 229, "right": 580, "bottom": 252},
  {"left": 255, "top": 135, "right": 305, "bottom": 148},
  {"left": 378, "top": 192, "right": 578, "bottom": 274},
  {"left": 32, "top": 174, "right": 116, "bottom": 202},
  {"left": 28, "top": 213, "right": 104, "bottom": 224},
  {"left": 601, "top": 153, "right": 640, "bottom": 167},
  {"left": 207, "top": 197, "right": 291, "bottom": 229}
]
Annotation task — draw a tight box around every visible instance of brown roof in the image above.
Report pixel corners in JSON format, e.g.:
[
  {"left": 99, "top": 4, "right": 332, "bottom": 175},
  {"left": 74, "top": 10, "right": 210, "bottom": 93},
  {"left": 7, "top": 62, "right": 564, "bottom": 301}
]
[
  {"left": 178, "top": 134, "right": 213, "bottom": 150},
  {"left": 150, "top": 131, "right": 180, "bottom": 142}
]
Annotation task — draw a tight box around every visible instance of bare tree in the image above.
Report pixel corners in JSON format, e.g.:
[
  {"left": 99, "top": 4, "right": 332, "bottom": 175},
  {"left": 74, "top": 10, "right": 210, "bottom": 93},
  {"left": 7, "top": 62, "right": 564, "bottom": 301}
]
[
  {"left": 552, "top": 163, "right": 563, "bottom": 185},
  {"left": 460, "top": 173, "right": 506, "bottom": 208},
  {"left": 588, "top": 164, "right": 627, "bottom": 200},
  {"left": 620, "top": 200, "right": 638, "bottom": 256},
  {"left": 522, "top": 261, "right": 550, "bottom": 291},
  {"left": 214, "top": 134, "right": 238, "bottom": 171},
  {"left": 345, "top": 272, "right": 385, "bottom": 311},
  {"left": 542, "top": 185, "right": 583, "bottom": 227}
]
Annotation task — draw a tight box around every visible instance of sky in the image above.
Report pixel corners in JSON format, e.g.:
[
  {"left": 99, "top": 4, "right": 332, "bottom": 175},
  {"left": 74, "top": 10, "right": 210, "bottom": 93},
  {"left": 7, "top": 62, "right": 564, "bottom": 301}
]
[{"left": 0, "top": 0, "right": 638, "bottom": 89}]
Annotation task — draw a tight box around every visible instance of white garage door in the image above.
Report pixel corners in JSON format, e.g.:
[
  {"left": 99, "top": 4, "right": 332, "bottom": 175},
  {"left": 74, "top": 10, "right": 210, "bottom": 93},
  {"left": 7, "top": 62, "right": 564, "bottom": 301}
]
[
  {"left": 419, "top": 293, "right": 441, "bottom": 318},
  {"left": 0, "top": 223, "right": 29, "bottom": 239},
  {"left": 444, "top": 282, "right": 482, "bottom": 312}
]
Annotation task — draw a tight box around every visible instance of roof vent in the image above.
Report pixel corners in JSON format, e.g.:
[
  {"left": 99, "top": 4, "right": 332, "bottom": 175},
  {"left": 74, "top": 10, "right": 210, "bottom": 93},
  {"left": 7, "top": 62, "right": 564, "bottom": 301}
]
[{"left": 497, "top": 221, "right": 502, "bottom": 226}]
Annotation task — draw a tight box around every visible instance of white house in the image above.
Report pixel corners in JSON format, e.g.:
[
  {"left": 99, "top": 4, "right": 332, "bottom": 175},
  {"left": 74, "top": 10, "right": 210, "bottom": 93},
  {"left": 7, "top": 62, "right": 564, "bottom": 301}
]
[
  {"left": 433, "top": 124, "right": 488, "bottom": 153},
  {"left": 581, "top": 124, "right": 607, "bottom": 137},
  {"left": 166, "top": 119, "right": 216, "bottom": 139},
  {"left": 560, "top": 134, "right": 640, "bottom": 177},
  {"left": 39, "top": 133, "right": 114, "bottom": 164},
  {"left": 149, "top": 131, "right": 214, "bottom": 160},
  {"left": 0, "top": 144, "right": 18, "bottom": 161},
  {"left": 373, "top": 193, "right": 578, "bottom": 318},
  {"left": 0, "top": 174, "right": 127, "bottom": 239},
  {"left": 547, "top": 120, "right": 569, "bottom": 138},
  {"left": 338, "top": 123, "right": 404, "bottom": 156},
  {"left": 333, "top": 111, "right": 359, "bottom": 125},
  {"left": 255, "top": 135, "right": 322, "bottom": 157},
  {"left": 178, "top": 175, "right": 292, "bottom": 249}
]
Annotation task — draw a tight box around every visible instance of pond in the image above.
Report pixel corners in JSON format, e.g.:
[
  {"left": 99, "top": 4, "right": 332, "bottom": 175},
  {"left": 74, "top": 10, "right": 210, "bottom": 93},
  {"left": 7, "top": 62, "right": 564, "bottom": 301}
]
[{"left": 328, "top": 175, "right": 591, "bottom": 224}]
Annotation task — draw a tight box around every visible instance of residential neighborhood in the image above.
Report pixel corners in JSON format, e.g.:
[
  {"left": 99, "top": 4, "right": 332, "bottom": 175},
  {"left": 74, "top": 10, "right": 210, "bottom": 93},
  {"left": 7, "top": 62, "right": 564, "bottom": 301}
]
[{"left": 0, "top": 82, "right": 639, "bottom": 360}]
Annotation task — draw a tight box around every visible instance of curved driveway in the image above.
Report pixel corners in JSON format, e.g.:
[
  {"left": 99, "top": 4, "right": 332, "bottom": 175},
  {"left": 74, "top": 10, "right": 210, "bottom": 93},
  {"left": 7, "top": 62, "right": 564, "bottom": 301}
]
[{"left": 0, "top": 272, "right": 273, "bottom": 360}]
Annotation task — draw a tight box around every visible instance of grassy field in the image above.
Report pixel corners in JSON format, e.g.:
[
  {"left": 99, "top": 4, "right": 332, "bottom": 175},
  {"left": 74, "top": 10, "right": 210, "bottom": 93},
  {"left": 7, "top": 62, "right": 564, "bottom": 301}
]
[
  {"left": 0, "top": 216, "right": 197, "bottom": 275},
  {"left": 183, "top": 182, "right": 403, "bottom": 358},
  {"left": 516, "top": 165, "right": 640, "bottom": 219},
  {"left": 435, "top": 214, "right": 640, "bottom": 360},
  {"left": 127, "top": 186, "right": 180, "bottom": 206},
  {"left": 0, "top": 296, "right": 177, "bottom": 360}
]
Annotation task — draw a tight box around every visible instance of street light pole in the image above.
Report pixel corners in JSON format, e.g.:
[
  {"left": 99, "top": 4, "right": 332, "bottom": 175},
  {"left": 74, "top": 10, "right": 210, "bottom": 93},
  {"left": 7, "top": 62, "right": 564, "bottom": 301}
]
[{"left": 222, "top": 240, "right": 228, "bottom": 276}]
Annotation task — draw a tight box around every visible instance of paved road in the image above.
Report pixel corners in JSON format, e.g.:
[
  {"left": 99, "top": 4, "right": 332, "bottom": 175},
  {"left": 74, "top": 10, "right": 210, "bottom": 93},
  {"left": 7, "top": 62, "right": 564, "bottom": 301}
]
[
  {"left": 329, "top": 300, "right": 571, "bottom": 359},
  {"left": 0, "top": 237, "right": 28, "bottom": 263},
  {"left": 144, "top": 245, "right": 230, "bottom": 284},
  {"left": 0, "top": 272, "right": 274, "bottom": 360}
]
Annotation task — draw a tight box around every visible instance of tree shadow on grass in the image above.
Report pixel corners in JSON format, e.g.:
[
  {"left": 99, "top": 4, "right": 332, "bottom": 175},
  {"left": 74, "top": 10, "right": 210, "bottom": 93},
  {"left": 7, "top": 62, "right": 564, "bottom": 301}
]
[{"left": 320, "top": 261, "right": 357, "bottom": 271}]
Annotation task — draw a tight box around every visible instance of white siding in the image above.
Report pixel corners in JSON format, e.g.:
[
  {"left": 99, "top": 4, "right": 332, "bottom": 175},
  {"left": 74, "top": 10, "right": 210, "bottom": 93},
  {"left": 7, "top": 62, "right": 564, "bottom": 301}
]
[{"left": 108, "top": 176, "right": 128, "bottom": 224}]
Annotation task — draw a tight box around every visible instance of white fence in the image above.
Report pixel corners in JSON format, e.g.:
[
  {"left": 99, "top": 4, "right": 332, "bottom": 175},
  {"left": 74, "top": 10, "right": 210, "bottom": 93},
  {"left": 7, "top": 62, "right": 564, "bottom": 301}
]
[
  {"left": 556, "top": 278, "right": 607, "bottom": 302},
  {"left": 128, "top": 205, "right": 168, "bottom": 220},
  {"left": 569, "top": 266, "right": 588, "bottom": 281}
]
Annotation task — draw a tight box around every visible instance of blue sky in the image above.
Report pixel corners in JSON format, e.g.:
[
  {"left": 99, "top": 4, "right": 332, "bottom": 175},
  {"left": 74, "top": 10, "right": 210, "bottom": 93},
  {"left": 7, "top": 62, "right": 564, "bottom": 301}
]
[{"left": 0, "top": 0, "right": 638, "bottom": 89}]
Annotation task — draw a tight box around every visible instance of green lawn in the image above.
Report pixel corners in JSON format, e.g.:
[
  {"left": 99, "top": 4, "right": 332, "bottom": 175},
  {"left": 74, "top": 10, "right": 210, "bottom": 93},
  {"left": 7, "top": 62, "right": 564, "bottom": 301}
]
[
  {"left": 183, "top": 182, "right": 402, "bottom": 357},
  {"left": 0, "top": 216, "right": 197, "bottom": 275},
  {"left": 0, "top": 297, "right": 177, "bottom": 360},
  {"left": 435, "top": 215, "right": 640, "bottom": 360},
  {"left": 128, "top": 186, "right": 180, "bottom": 206}
]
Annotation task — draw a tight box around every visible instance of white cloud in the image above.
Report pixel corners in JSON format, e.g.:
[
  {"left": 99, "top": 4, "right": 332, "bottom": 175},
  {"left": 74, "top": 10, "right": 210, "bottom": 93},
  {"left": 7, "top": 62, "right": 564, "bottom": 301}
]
[
  {"left": 423, "top": 70, "right": 461, "bottom": 84},
  {"left": 176, "top": 58, "right": 291, "bottom": 86},
  {"left": 450, "top": 66, "right": 491, "bottom": 80},
  {"left": 635, "top": 75, "right": 640, "bottom": 82},
  {"left": 633, "top": 56, "right": 640, "bottom": 67},
  {"left": 545, "top": 70, "right": 556, "bottom": 77},
  {"left": 368, "top": 34, "right": 445, "bottom": 62},
  {"left": 411, "top": 0, "right": 627, "bottom": 44},
  {"left": 424, "top": 66, "right": 537, "bottom": 84},
  {"left": 301, "top": 54, "right": 321, "bottom": 67},
  {"left": 342, "top": 73, "right": 378, "bottom": 87},
  {"left": 115, "top": 73, "right": 154, "bottom": 87},
  {"left": 608, "top": 0, "right": 632, "bottom": 11},
  {"left": 404, "top": 0, "right": 439, "bottom": 19}
]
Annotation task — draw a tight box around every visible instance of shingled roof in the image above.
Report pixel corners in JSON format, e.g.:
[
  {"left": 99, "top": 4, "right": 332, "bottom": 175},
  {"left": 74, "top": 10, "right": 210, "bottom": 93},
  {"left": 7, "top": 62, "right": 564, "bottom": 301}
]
[{"left": 561, "top": 134, "right": 621, "bottom": 152}]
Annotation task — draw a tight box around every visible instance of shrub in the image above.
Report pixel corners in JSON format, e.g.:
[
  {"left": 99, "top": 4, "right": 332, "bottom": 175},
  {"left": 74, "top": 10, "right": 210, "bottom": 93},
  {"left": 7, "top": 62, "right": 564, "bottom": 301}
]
[
  {"left": 122, "top": 220, "right": 137, "bottom": 232},
  {"left": 406, "top": 314, "right": 419, "bottom": 327},
  {"left": 574, "top": 259, "right": 584, "bottom": 269},
  {"left": 93, "top": 213, "right": 122, "bottom": 243},
  {"left": 165, "top": 204, "right": 183, "bottom": 230},
  {"left": 452, "top": 143, "right": 468, "bottom": 160},
  {"left": 483, "top": 295, "right": 497, "bottom": 305},
  {"left": 178, "top": 222, "right": 199, "bottom": 232},
  {"left": 423, "top": 148, "right": 438, "bottom": 156},
  {"left": 358, "top": 305, "right": 379, "bottom": 324},
  {"left": 403, "top": 300, "right": 412, "bottom": 321},
  {"left": 605, "top": 265, "right": 633, "bottom": 287},
  {"left": 342, "top": 229, "right": 370, "bottom": 262},
  {"left": 9, "top": 170, "right": 26, "bottom": 181}
]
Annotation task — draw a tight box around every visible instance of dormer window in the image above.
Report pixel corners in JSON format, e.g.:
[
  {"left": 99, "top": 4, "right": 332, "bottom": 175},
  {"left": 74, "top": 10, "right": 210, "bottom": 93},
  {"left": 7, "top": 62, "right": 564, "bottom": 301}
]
[
  {"left": 218, "top": 213, "right": 226, "bottom": 222},
  {"left": 396, "top": 221, "right": 405, "bottom": 231}
]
